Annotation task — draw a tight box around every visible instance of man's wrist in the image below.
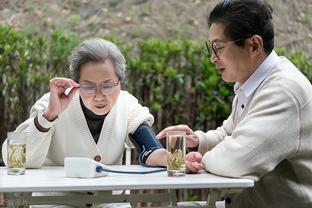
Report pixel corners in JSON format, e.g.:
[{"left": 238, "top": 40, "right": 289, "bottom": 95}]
[{"left": 187, "top": 146, "right": 199, "bottom": 152}]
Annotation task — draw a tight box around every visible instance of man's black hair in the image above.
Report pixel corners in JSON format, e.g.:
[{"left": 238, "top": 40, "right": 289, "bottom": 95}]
[{"left": 208, "top": 0, "right": 274, "bottom": 54}]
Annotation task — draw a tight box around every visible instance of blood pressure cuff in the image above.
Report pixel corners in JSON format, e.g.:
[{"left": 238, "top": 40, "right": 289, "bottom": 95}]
[{"left": 129, "top": 123, "right": 163, "bottom": 165}]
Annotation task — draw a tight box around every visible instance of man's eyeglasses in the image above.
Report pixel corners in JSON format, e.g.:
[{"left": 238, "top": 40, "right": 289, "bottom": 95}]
[
  {"left": 205, "top": 38, "right": 248, "bottom": 58},
  {"left": 79, "top": 79, "right": 120, "bottom": 95}
]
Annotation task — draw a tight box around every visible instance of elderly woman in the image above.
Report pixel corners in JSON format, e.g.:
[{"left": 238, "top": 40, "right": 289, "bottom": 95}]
[
  {"left": 2, "top": 38, "right": 168, "bottom": 207},
  {"left": 2, "top": 38, "right": 167, "bottom": 168}
]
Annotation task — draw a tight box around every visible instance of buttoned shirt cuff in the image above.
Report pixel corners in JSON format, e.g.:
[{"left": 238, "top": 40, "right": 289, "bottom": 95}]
[{"left": 35, "top": 111, "right": 56, "bottom": 132}]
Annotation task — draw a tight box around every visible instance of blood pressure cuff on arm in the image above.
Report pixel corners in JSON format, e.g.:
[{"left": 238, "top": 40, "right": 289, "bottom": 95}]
[{"left": 129, "top": 123, "right": 163, "bottom": 165}]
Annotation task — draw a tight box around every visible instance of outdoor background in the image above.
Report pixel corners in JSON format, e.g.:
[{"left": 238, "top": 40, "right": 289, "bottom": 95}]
[
  {"left": 1, "top": 0, "right": 312, "bottom": 160},
  {"left": 0, "top": 0, "right": 311, "bottom": 203},
  {"left": 0, "top": 0, "right": 312, "bottom": 162}
]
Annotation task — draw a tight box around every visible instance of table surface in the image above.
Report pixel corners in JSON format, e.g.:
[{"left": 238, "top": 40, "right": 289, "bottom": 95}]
[{"left": 0, "top": 165, "right": 254, "bottom": 193}]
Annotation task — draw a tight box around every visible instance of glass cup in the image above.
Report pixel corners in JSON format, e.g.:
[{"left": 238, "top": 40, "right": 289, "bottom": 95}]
[
  {"left": 7, "top": 131, "right": 26, "bottom": 175},
  {"left": 166, "top": 131, "right": 186, "bottom": 177}
]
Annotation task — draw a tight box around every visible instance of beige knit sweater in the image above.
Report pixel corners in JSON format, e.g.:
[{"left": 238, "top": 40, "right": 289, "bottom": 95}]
[
  {"left": 2, "top": 90, "right": 154, "bottom": 168},
  {"left": 196, "top": 57, "right": 312, "bottom": 208}
]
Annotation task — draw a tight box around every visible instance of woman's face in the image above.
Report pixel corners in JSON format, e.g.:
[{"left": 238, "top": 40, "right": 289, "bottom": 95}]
[{"left": 78, "top": 59, "right": 121, "bottom": 115}]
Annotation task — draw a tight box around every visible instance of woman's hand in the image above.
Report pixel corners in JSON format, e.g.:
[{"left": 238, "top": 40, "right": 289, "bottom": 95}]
[
  {"left": 44, "top": 77, "right": 79, "bottom": 121},
  {"left": 156, "top": 124, "right": 199, "bottom": 148},
  {"left": 185, "top": 152, "right": 204, "bottom": 173}
]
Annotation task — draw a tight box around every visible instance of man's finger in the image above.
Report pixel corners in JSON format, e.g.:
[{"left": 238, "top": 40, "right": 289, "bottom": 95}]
[
  {"left": 193, "top": 152, "right": 203, "bottom": 161},
  {"left": 186, "top": 152, "right": 202, "bottom": 162},
  {"left": 155, "top": 131, "right": 166, "bottom": 139},
  {"left": 156, "top": 125, "right": 192, "bottom": 139},
  {"left": 186, "top": 162, "right": 201, "bottom": 173},
  {"left": 192, "top": 162, "right": 204, "bottom": 171}
]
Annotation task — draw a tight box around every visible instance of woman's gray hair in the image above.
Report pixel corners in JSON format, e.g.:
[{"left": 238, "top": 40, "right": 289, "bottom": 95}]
[{"left": 69, "top": 38, "right": 126, "bottom": 85}]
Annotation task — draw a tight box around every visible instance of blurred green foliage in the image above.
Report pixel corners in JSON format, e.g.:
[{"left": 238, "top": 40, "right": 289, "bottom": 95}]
[
  {"left": 0, "top": 26, "right": 79, "bottom": 136},
  {"left": 0, "top": 26, "right": 311, "bottom": 146},
  {"left": 275, "top": 47, "right": 312, "bottom": 81},
  {"left": 124, "top": 39, "right": 233, "bottom": 131}
]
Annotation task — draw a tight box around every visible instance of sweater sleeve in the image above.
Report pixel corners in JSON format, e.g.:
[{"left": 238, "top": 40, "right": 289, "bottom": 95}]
[
  {"left": 124, "top": 92, "right": 154, "bottom": 147},
  {"left": 195, "top": 97, "right": 236, "bottom": 155},
  {"left": 201, "top": 85, "right": 300, "bottom": 181},
  {"left": 196, "top": 114, "right": 234, "bottom": 155},
  {"left": 1, "top": 93, "right": 55, "bottom": 168},
  {"left": 126, "top": 93, "right": 154, "bottom": 133}
]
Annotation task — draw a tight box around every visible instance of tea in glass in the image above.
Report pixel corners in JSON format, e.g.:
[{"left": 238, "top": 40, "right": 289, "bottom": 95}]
[
  {"left": 7, "top": 131, "right": 26, "bottom": 175},
  {"left": 166, "top": 131, "right": 186, "bottom": 177}
]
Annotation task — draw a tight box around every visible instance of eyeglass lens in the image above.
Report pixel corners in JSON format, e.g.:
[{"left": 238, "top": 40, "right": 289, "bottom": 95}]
[
  {"left": 80, "top": 80, "right": 119, "bottom": 95},
  {"left": 206, "top": 41, "right": 218, "bottom": 57}
]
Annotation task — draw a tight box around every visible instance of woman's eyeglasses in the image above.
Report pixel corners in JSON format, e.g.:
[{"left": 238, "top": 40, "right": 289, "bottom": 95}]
[{"left": 79, "top": 79, "right": 120, "bottom": 95}]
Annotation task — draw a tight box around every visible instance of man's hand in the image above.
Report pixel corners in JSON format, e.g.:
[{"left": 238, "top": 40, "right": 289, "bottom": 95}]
[
  {"left": 156, "top": 124, "right": 199, "bottom": 148},
  {"left": 44, "top": 77, "right": 79, "bottom": 121},
  {"left": 185, "top": 152, "right": 203, "bottom": 173}
]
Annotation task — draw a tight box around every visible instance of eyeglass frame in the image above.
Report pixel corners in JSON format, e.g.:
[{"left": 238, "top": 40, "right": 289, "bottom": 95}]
[
  {"left": 205, "top": 37, "right": 251, "bottom": 58},
  {"left": 79, "top": 79, "right": 120, "bottom": 96}
]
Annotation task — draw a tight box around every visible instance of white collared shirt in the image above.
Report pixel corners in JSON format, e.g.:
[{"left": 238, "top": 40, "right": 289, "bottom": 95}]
[{"left": 234, "top": 50, "right": 281, "bottom": 117}]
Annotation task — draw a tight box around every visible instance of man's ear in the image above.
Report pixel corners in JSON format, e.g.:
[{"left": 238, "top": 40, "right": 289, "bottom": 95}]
[{"left": 248, "top": 35, "right": 264, "bottom": 55}]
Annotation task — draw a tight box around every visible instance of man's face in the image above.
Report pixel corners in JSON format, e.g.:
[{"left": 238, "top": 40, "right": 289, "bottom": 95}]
[{"left": 208, "top": 23, "right": 254, "bottom": 84}]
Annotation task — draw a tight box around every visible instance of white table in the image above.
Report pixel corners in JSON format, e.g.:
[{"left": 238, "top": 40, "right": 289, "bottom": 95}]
[{"left": 0, "top": 166, "right": 254, "bottom": 207}]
